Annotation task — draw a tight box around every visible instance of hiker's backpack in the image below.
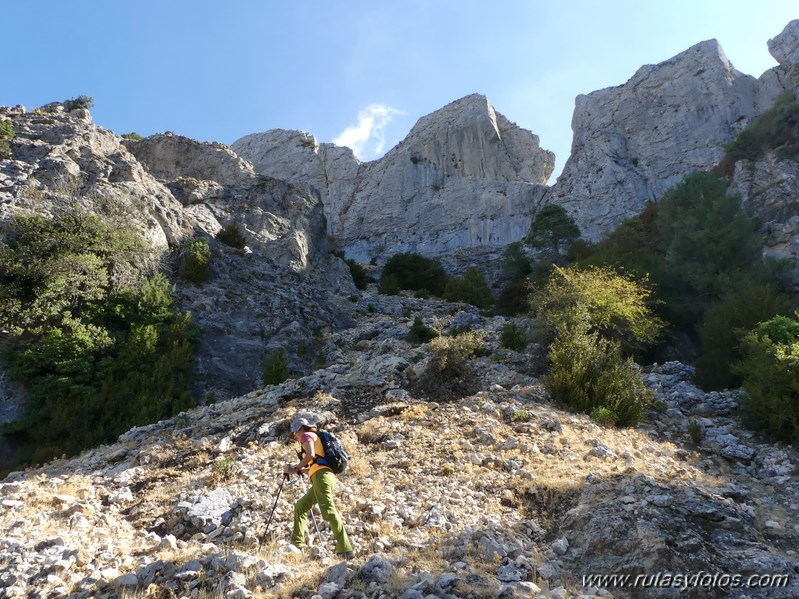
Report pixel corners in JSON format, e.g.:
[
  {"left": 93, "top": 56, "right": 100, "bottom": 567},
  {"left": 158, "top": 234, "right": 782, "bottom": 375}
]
[{"left": 314, "top": 430, "right": 350, "bottom": 475}]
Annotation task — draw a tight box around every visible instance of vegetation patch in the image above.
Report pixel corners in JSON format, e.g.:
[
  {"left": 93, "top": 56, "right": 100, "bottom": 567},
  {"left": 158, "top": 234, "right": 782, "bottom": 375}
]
[{"left": 0, "top": 209, "right": 198, "bottom": 471}]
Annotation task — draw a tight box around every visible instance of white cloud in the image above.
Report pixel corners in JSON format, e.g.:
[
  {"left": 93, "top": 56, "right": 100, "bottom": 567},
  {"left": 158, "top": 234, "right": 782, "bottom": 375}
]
[{"left": 333, "top": 104, "right": 404, "bottom": 160}]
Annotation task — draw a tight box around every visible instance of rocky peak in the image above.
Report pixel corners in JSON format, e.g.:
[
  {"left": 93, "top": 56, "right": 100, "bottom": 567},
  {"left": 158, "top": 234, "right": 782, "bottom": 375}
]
[
  {"left": 544, "top": 38, "right": 769, "bottom": 242},
  {"left": 234, "top": 94, "right": 554, "bottom": 264},
  {"left": 768, "top": 19, "right": 799, "bottom": 67}
]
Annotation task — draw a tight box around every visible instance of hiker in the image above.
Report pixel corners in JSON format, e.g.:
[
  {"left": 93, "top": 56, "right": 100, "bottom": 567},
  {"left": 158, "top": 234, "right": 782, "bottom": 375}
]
[{"left": 284, "top": 417, "right": 353, "bottom": 558}]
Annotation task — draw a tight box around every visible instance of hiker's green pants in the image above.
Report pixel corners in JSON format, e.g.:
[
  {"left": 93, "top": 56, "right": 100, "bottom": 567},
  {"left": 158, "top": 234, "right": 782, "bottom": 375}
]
[{"left": 291, "top": 469, "right": 352, "bottom": 553}]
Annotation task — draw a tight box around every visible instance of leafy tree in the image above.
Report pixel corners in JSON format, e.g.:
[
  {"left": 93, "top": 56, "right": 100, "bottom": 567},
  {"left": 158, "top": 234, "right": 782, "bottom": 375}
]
[
  {"left": 0, "top": 209, "right": 197, "bottom": 467},
  {"left": 380, "top": 252, "right": 447, "bottom": 296},
  {"left": 442, "top": 268, "right": 493, "bottom": 309},
  {"left": 531, "top": 265, "right": 664, "bottom": 358},
  {"left": 526, "top": 204, "right": 580, "bottom": 258}
]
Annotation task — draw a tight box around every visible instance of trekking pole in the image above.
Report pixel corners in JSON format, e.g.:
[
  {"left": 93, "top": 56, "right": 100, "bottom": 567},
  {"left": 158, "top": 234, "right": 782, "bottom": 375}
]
[
  {"left": 259, "top": 473, "right": 288, "bottom": 549},
  {"left": 299, "top": 476, "right": 323, "bottom": 543}
]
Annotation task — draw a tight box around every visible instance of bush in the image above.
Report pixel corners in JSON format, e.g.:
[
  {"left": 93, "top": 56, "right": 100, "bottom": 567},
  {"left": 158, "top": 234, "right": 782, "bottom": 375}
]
[
  {"left": 735, "top": 315, "right": 799, "bottom": 445},
  {"left": 695, "top": 274, "right": 796, "bottom": 390},
  {"left": 716, "top": 92, "right": 799, "bottom": 176},
  {"left": 531, "top": 265, "right": 664, "bottom": 358},
  {"left": 64, "top": 95, "right": 94, "bottom": 111},
  {"left": 428, "top": 331, "right": 484, "bottom": 375},
  {"left": 406, "top": 317, "right": 438, "bottom": 344},
  {"left": 179, "top": 237, "right": 212, "bottom": 284},
  {"left": 345, "top": 259, "right": 371, "bottom": 290},
  {"left": 215, "top": 222, "right": 247, "bottom": 250},
  {"left": 442, "top": 268, "right": 493, "bottom": 309},
  {"left": 380, "top": 252, "right": 447, "bottom": 296},
  {"left": 503, "top": 242, "right": 532, "bottom": 278},
  {"left": 122, "top": 132, "right": 144, "bottom": 141},
  {"left": 0, "top": 120, "right": 13, "bottom": 160},
  {"left": 263, "top": 348, "right": 290, "bottom": 385},
  {"left": 0, "top": 209, "right": 197, "bottom": 467},
  {"left": 500, "top": 322, "right": 527, "bottom": 351},
  {"left": 543, "top": 316, "right": 651, "bottom": 427}
]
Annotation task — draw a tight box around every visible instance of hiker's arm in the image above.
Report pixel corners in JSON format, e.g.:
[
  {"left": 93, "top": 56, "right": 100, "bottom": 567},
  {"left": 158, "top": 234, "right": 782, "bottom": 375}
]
[{"left": 285, "top": 436, "right": 315, "bottom": 475}]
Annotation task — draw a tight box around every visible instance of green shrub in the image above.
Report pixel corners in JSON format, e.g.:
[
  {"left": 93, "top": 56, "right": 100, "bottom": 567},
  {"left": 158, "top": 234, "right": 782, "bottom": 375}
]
[
  {"left": 531, "top": 265, "right": 664, "bottom": 358},
  {"left": 412, "top": 331, "right": 484, "bottom": 402},
  {"left": 500, "top": 322, "right": 528, "bottom": 351},
  {"left": 345, "top": 259, "right": 371, "bottom": 290},
  {"left": 0, "top": 210, "right": 197, "bottom": 468},
  {"left": 503, "top": 242, "right": 532, "bottom": 278},
  {"left": 495, "top": 276, "right": 533, "bottom": 317},
  {"left": 443, "top": 268, "right": 493, "bottom": 309},
  {"left": 590, "top": 407, "right": 617, "bottom": 427},
  {"left": 263, "top": 348, "right": 290, "bottom": 385},
  {"left": 696, "top": 274, "right": 796, "bottom": 390},
  {"left": 0, "top": 120, "right": 13, "bottom": 160},
  {"left": 215, "top": 222, "right": 247, "bottom": 250},
  {"left": 378, "top": 273, "right": 401, "bottom": 295},
  {"left": 179, "top": 237, "right": 212, "bottom": 284},
  {"left": 64, "top": 95, "right": 94, "bottom": 111},
  {"left": 380, "top": 252, "right": 447, "bottom": 296},
  {"left": 122, "top": 132, "right": 143, "bottom": 141},
  {"left": 734, "top": 316, "right": 799, "bottom": 445},
  {"left": 406, "top": 317, "right": 438, "bottom": 344},
  {"left": 428, "top": 331, "right": 484, "bottom": 375},
  {"left": 654, "top": 172, "right": 761, "bottom": 328},
  {"left": 716, "top": 92, "right": 799, "bottom": 176},
  {"left": 543, "top": 316, "right": 651, "bottom": 427}
]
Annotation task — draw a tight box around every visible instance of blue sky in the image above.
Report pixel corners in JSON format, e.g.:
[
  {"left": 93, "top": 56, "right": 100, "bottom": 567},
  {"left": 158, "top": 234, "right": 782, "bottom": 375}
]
[{"left": 3, "top": 1, "right": 796, "bottom": 182}]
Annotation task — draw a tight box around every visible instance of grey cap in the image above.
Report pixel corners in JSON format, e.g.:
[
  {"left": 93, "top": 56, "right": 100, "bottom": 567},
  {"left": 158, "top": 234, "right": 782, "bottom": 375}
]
[{"left": 290, "top": 417, "right": 312, "bottom": 433}]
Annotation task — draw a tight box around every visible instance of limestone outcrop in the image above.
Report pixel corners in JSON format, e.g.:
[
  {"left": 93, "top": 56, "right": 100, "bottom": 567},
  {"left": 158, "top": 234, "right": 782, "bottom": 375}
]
[
  {"left": 543, "top": 40, "right": 775, "bottom": 242},
  {"left": 544, "top": 19, "right": 799, "bottom": 246},
  {"left": 233, "top": 94, "right": 554, "bottom": 263},
  {"left": 0, "top": 104, "right": 355, "bottom": 407}
]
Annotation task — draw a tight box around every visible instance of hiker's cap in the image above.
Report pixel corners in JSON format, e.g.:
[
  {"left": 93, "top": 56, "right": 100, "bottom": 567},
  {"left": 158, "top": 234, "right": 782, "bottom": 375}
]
[{"left": 290, "top": 417, "right": 312, "bottom": 433}]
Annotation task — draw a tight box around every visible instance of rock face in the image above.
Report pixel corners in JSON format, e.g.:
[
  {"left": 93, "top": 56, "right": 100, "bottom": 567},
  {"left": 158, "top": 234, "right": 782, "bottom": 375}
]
[
  {"left": 544, "top": 40, "right": 776, "bottom": 242},
  {"left": 545, "top": 20, "right": 799, "bottom": 246},
  {"left": 233, "top": 94, "right": 554, "bottom": 263},
  {"left": 0, "top": 104, "right": 356, "bottom": 407},
  {"left": 0, "top": 102, "right": 192, "bottom": 249}
]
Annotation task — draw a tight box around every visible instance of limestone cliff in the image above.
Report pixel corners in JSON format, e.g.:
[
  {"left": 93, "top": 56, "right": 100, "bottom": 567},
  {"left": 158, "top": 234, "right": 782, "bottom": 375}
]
[
  {"left": 546, "top": 19, "right": 799, "bottom": 245},
  {"left": 233, "top": 94, "right": 554, "bottom": 264}
]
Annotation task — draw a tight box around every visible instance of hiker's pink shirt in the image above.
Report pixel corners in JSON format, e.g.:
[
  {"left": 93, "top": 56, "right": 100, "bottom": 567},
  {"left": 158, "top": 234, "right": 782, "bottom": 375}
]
[{"left": 300, "top": 431, "right": 330, "bottom": 477}]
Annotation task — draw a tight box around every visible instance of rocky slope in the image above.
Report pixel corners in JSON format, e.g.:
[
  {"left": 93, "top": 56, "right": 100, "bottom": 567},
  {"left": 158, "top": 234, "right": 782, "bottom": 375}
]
[
  {"left": 0, "top": 102, "right": 356, "bottom": 409},
  {"left": 233, "top": 94, "right": 554, "bottom": 264},
  {"left": 1, "top": 289, "right": 797, "bottom": 598}
]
